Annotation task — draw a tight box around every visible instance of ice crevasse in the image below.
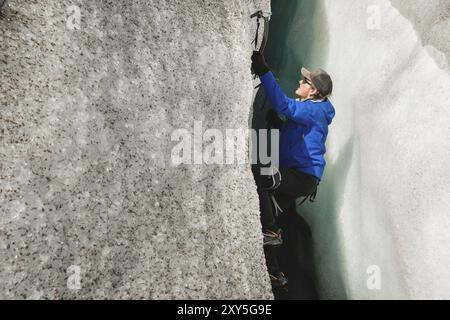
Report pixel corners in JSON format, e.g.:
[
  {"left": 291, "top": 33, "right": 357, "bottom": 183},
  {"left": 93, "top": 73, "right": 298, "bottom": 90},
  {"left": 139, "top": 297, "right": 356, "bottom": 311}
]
[{"left": 270, "top": 0, "right": 450, "bottom": 299}]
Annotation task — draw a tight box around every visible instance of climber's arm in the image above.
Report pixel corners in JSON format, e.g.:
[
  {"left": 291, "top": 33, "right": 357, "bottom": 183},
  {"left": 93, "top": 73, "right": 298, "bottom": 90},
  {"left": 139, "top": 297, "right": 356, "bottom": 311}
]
[{"left": 260, "top": 72, "right": 313, "bottom": 126}]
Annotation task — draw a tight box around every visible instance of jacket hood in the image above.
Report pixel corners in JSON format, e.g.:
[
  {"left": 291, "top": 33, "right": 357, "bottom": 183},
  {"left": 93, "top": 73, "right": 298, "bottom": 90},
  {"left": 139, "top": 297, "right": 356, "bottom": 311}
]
[{"left": 322, "top": 99, "right": 335, "bottom": 125}]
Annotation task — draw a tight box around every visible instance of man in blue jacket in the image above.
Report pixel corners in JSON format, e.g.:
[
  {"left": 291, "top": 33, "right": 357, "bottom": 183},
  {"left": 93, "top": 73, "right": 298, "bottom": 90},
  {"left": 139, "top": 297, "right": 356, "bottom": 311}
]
[{"left": 251, "top": 51, "right": 335, "bottom": 289}]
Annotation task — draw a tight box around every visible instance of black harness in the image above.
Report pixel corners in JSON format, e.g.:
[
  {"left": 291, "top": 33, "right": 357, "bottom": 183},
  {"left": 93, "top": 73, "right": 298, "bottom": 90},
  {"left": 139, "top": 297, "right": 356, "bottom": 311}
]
[{"left": 298, "top": 183, "right": 319, "bottom": 207}]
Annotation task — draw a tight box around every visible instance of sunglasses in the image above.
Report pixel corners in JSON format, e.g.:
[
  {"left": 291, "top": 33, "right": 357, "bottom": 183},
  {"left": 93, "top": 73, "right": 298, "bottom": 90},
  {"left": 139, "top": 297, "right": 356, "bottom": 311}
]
[{"left": 302, "top": 78, "right": 313, "bottom": 86}]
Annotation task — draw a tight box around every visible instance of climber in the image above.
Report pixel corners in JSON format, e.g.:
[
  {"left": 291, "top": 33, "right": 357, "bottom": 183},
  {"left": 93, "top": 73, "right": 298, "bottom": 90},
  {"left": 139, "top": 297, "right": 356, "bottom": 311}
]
[{"left": 250, "top": 50, "right": 335, "bottom": 249}]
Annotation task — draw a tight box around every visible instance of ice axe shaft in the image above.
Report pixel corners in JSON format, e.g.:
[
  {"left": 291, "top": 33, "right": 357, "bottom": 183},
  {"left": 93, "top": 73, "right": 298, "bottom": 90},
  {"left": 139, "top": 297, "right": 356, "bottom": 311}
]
[{"left": 250, "top": 10, "right": 271, "bottom": 54}]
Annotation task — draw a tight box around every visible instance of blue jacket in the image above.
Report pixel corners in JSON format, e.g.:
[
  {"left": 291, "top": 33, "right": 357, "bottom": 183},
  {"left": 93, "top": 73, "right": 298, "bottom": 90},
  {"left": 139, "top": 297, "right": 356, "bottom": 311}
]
[{"left": 260, "top": 72, "right": 335, "bottom": 180}]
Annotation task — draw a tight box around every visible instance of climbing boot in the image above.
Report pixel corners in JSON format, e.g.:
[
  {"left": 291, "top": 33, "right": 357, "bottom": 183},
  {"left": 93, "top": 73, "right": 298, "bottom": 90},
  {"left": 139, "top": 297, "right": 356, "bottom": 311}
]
[
  {"left": 269, "top": 271, "right": 288, "bottom": 289},
  {"left": 263, "top": 229, "right": 283, "bottom": 247}
]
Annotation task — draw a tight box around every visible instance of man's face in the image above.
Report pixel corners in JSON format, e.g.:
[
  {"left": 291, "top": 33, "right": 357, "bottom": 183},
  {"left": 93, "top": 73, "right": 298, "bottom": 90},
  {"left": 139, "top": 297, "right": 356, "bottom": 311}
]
[{"left": 295, "top": 78, "right": 317, "bottom": 100}]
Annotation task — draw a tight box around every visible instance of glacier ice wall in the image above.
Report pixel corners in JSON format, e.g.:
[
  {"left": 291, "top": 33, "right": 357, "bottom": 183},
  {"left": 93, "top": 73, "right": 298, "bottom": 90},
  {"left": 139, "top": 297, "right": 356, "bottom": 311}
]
[
  {"left": 301, "top": 0, "right": 450, "bottom": 299},
  {"left": 0, "top": 0, "right": 272, "bottom": 299}
]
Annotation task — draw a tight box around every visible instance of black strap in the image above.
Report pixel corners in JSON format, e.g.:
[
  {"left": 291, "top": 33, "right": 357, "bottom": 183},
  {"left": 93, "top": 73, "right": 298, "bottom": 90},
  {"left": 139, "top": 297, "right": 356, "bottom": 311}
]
[
  {"left": 260, "top": 13, "right": 270, "bottom": 54},
  {"left": 250, "top": 10, "right": 271, "bottom": 54},
  {"left": 298, "top": 182, "right": 319, "bottom": 207},
  {"left": 253, "top": 18, "right": 260, "bottom": 50}
]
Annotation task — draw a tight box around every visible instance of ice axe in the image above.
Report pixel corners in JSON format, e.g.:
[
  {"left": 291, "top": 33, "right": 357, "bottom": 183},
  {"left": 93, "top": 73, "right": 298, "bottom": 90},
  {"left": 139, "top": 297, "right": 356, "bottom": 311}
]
[
  {"left": 250, "top": 10, "right": 272, "bottom": 54},
  {"left": 251, "top": 10, "right": 272, "bottom": 82}
]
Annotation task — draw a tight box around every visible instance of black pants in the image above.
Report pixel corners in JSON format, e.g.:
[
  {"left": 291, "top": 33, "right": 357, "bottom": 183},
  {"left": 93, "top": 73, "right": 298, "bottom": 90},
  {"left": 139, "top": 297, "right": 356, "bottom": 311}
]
[
  {"left": 273, "top": 206, "right": 319, "bottom": 300},
  {"left": 251, "top": 165, "right": 318, "bottom": 232},
  {"left": 252, "top": 165, "right": 320, "bottom": 299}
]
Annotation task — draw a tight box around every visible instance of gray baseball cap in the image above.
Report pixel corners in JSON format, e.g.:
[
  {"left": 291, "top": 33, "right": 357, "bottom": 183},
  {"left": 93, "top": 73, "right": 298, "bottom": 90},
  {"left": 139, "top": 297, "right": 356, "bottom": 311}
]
[{"left": 301, "top": 67, "right": 333, "bottom": 97}]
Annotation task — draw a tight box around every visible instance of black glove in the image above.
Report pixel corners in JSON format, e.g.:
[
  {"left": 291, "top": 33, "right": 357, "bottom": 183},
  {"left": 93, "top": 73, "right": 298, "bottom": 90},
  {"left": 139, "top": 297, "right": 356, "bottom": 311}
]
[
  {"left": 265, "top": 109, "right": 284, "bottom": 129},
  {"left": 251, "top": 51, "right": 270, "bottom": 76}
]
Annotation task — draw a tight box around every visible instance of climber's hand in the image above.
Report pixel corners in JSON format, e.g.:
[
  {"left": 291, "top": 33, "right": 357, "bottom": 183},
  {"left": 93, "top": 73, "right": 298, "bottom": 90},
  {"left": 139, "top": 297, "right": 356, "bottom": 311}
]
[{"left": 251, "top": 51, "right": 270, "bottom": 76}]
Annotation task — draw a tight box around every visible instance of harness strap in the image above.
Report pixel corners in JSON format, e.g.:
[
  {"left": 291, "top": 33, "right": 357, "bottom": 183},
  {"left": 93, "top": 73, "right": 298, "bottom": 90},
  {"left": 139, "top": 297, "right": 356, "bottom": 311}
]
[
  {"left": 265, "top": 166, "right": 281, "bottom": 190},
  {"left": 298, "top": 183, "right": 319, "bottom": 207},
  {"left": 271, "top": 194, "right": 284, "bottom": 217}
]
